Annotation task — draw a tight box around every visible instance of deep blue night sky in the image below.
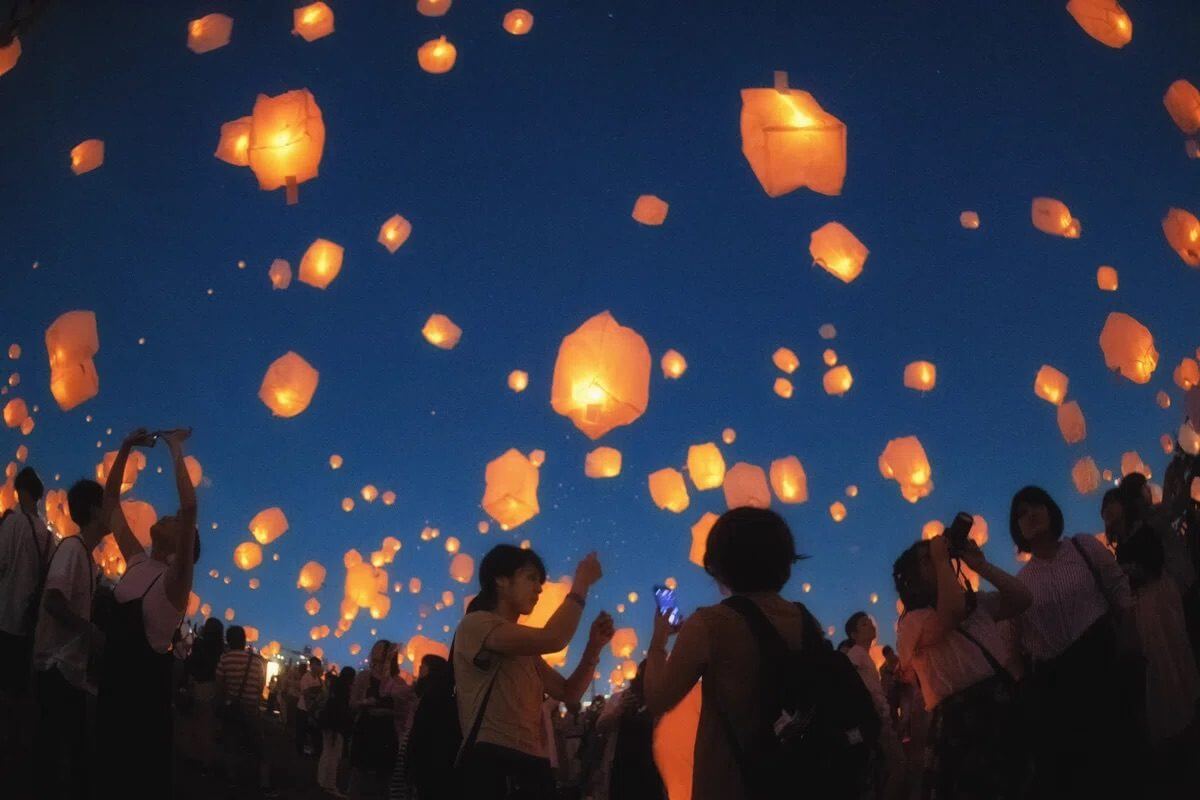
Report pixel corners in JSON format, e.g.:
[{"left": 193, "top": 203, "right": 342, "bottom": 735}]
[{"left": 2, "top": 0, "right": 1198, "bottom": 679}]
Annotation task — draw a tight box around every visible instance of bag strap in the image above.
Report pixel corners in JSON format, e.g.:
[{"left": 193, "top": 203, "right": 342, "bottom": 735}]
[
  {"left": 23, "top": 511, "right": 48, "bottom": 570},
  {"left": 233, "top": 652, "right": 254, "bottom": 704},
  {"left": 454, "top": 662, "right": 499, "bottom": 766},
  {"left": 1068, "top": 536, "right": 1111, "bottom": 610},
  {"left": 954, "top": 625, "right": 1015, "bottom": 685}
]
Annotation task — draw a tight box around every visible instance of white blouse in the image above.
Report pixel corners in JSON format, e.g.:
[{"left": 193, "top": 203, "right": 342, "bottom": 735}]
[{"left": 897, "top": 604, "right": 1006, "bottom": 711}]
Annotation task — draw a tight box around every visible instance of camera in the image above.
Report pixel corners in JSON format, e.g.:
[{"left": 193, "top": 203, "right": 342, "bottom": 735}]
[{"left": 945, "top": 511, "right": 974, "bottom": 554}]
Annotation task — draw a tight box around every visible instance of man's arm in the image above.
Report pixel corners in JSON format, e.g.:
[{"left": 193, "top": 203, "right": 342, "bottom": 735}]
[{"left": 538, "top": 612, "right": 612, "bottom": 704}]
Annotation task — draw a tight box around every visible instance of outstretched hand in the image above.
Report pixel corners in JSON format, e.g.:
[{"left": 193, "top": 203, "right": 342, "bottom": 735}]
[
  {"left": 651, "top": 603, "right": 681, "bottom": 643},
  {"left": 158, "top": 427, "right": 192, "bottom": 448},
  {"left": 123, "top": 427, "right": 157, "bottom": 448},
  {"left": 587, "top": 611, "right": 614, "bottom": 649}
]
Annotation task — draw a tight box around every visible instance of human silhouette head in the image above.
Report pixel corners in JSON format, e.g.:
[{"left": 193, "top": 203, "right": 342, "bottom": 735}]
[
  {"left": 14, "top": 466, "right": 43, "bottom": 511},
  {"left": 703, "top": 507, "right": 801, "bottom": 593},
  {"left": 226, "top": 625, "right": 247, "bottom": 651}
]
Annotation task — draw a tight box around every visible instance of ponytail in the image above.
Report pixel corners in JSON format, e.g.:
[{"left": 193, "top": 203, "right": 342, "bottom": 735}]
[{"left": 468, "top": 544, "right": 547, "bottom": 615}]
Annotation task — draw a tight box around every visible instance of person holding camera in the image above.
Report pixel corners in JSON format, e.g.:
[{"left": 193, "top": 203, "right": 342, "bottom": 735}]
[{"left": 893, "top": 514, "right": 1032, "bottom": 799}]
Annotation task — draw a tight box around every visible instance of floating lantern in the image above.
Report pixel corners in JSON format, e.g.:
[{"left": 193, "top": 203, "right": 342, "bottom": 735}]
[
  {"left": 292, "top": 3, "right": 335, "bottom": 41},
  {"left": 418, "top": 36, "right": 457, "bottom": 74},
  {"left": 772, "top": 347, "right": 799, "bottom": 374},
  {"left": 1121, "top": 451, "right": 1149, "bottom": 478},
  {"left": 417, "top": 0, "right": 452, "bottom": 16},
  {"left": 70, "top": 140, "right": 105, "bottom": 175},
  {"left": 1157, "top": 391, "right": 1172, "bottom": 409},
  {"left": 823, "top": 349, "right": 838, "bottom": 367},
  {"left": 819, "top": 324, "right": 837, "bottom": 340},
  {"left": 1066, "top": 0, "right": 1132, "bottom": 49},
  {"left": 1161, "top": 434, "right": 1176, "bottom": 454},
  {"left": 329, "top": 454, "right": 343, "bottom": 470},
  {"left": 550, "top": 311, "right": 651, "bottom": 440},
  {"left": 959, "top": 211, "right": 980, "bottom": 230},
  {"left": 723, "top": 462, "right": 771, "bottom": 509},
  {"left": 503, "top": 9, "right": 534, "bottom": 35},
  {"left": 686, "top": 443, "right": 726, "bottom": 491},
  {"left": 249, "top": 508, "right": 288, "bottom": 546},
  {"left": 449, "top": 553, "right": 474, "bottom": 584},
  {"left": 188, "top": 14, "right": 233, "bottom": 54},
  {"left": 722, "top": 428, "right": 736, "bottom": 445},
  {"left": 305, "top": 597, "right": 320, "bottom": 616},
  {"left": 689, "top": 512, "right": 718, "bottom": 567},
  {"left": 740, "top": 71, "right": 845, "bottom": 197},
  {"left": 769, "top": 456, "right": 808, "bottom": 504},
  {"left": 482, "top": 449, "right": 540, "bottom": 529},
  {"left": 183, "top": 455, "right": 203, "bottom": 488},
  {"left": 1162, "top": 208, "right": 1200, "bottom": 267},
  {"left": 1164, "top": 80, "right": 1200, "bottom": 135},
  {"left": 361, "top": 485, "right": 378, "bottom": 503},
  {"left": 810, "top": 222, "right": 867, "bottom": 283},
  {"left": 268, "top": 259, "right": 292, "bottom": 290},
  {"left": 846, "top": 485, "right": 858, "bottom": 497},
  {"left": 1098, "top": 312, "right": 1158, "bottom": 384},
  {"left": 648, "top": 468, "right": 690, "bottom": 513},
  {"left": 0, "top": 37, "right": 19, "bottom": 78},
  {"left": 903, "top": 361, "right": 936, "bottom": 392},
  {"left": 258, "top": 352, "right": 319, "bottom": 417},
  {"left": 879, "top": 436, "right": 933, "bottom": 502},
  {"left": 298, "top": 238, "right": 343, "bottom": 289},
  {"left": 1034, "top": 365, "right": 1069, "bottom": 405},
  {"left": 234, "top": 542, "right": 262, "bottom": 571},
  {"left": 1057, "top": 401, "right": 1087, "bottom": 444},
  {"left": 378, "top": 215, "right": 412, "bottom": 254},
  {"left": 584, "top": 446, "right": 622, "bottom": 478},
  {"left": 1031, "top": 198, "right": 1080, "bottom": 238},
  {"left": 7, "top": 345, "right": 18, "bottom": 360},
  {"left": 528, "top": 449, "right": 545, "bottom": 468},
  {"left": 632, "top": 195, "right": 669, "bottom": 226},
  {"left": 611, "top": 628, "right": 638, "bottom": 659},
  {"left": 660, "top": 350, "right": 687, "bottom": 379},
  {"left": 247, "top": 89, "right": 325, "bottom": 196},
  {"left": 297, "top": 562, "right": 326, "bottom": 591},
  {"left": 3, "top": 398, "right": 27, "bottom": 428},
  {"left": 45, "top": 310, "right": 99, "bottom": 412},
  {"left": 823, "top": 365, "right": 853, "bottom": 396},
  {"left": 774, "top": 378, "right": 794, "bottom": 399},
  {"left": 829, "top": 502, "right": 847, "bottom": 522},
  {"left": 1096, "top": 266, "right": 1118, "bottom": 291},
  {"left": 422, "top": 314, "right": 462, "bottom": 350},
  {"left": 1174, "top": 358, "right": 1200, "bottom": 391}
]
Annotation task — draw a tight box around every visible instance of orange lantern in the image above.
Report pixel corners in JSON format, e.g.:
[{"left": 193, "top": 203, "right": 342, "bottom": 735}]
[
  {"left": 268, "top": 258, "right": 292, "bottom": 289},
  {"left": 632, "top": 195, "right": 669, "bottom": 226},
  {"left": 584, "top": 446, "right": 622, "bottom": 478},
  {"left": 772, "top": 347, "right": 799, "bottom": 374},
  {"left": 1157, "top": 390, "right": 1172, "bottom": 409},
  {"left": 611, "top": 628, "right": 638, "bottom": 658},
  {"left": 378, "top": 214, "right": 412, "bottom": 254},
  {"left": 1096, "top": 266, "right": 1118, "bottom": 291},
  {"left": 1098, "top": 312, "right": 1158, "bottom": 384},
  {"left": 233, "top": 541, "right": 263, "bottom": 571},
  {"left": 188, "top": 13, "right": 233, "bottom": 54},
  {"left": 648, "top": 468, "right": 690, "bottom": 513},
  {"left": 823, "top": 349, "right": 838, "bottom": 367},
  {"left": 1163, "top": 80, "right": 1200, "bottom": 135},
  {"left": 721, "top": 428, "right": 736, "bottom": 445},
  {"left": 846, "top": 485, "right": 858, "bottom": 497},
  {"left": 689, "top": 512, "right": 718, "bottom": 567},
  {"left": 1066, "top": 0, "right": 1132, "bottom": 49},
  {"left": 3, "top": 398, "right": 27, "bottom": 428},
  {"left": 187, "top": 592, "right": 201, "bottom": 617},
  {"left": 298, "top": 238, "right": 343, "bottom": 289},
  {"left": 0, "top": 36, "right": 20, "bottom": 78},
  {"left": 482, "top": 449, "right": 540, "bottom": 529},
  {"left": 773, "top": 378, "right": 794, "bottom": 399},
  {"left": 45, "top": 489, "right": 79, "bottom": 538},
  {"left": 45, "top": 310, "right": 99, "bottom": 412},
  {"left": 819, "top": 323, "right": 837, "bottom": 340},
  {"left": 292, "top": 3, "right": 335, "bottom": 42},
  {"left": 959, "top": 211, "right": 980, "bottom": 230},
  {"left": 1121, "top": 451, "right": 1149, "bottom": 478},
  {"left": 1031, "top": 198, "right": 1080, "bottom": 238},
  {"left": 740, "top": 71, "right": 845, "bottom": 198},
  {"left": 686, "top": 443, "right": 725, "bottom": 491},
  {"left": 70, "top": 140, "right": 105, "bottom": 175},
  {"left": 258, "top": 351, "right": 319, "bottom": 417},
  {"left": 550, "top": 311, "right": 651, "bottom": 440},
  {"left": 518, "top": 575, "right": 573, "bottom": 667},
  {"left": 422, "top": 314, "right": 462, "bottom": 350},
  {"left": 8, "top": 344, "right": 19, "bottom": 360},
  {"left": 214, "top": 117, "right": 252, "bottom": 166},
  {"left": 361, "top": 485, "right": 379, "bottom": 503},
  {"left": 723, "top": 462, "right": 771, "bottom": 509},
  {"left": 96, "top": 450, "right": 146, "bottom": 493},
  {"left": 878, "top": 436, "right": 933, "bottom": 502},
  {"left": 305, "top": 597, "right": 320, "bottom": 616},
  {"left": 329, "top": 454, "right": 343, "bottom": 470},
  {"left": 244, "top": 89, "right": 325, "bottom": 198},
  {"left": 1174, "top": 358, "right": 1200, "bottom": 390},
  {"left": 1056, "top": 401, "right": 1087, "bottom": 444},
  {"left": 660, "top": 349, "right": 687, "bottom": 379},
  {"left": 341, "top": 497, "right": 354, "bottom": 513},
  {"left": 417, "top": 0, "right": 452, "bottom": 16},
  {"left": 249, "top": 507, "right": 288, "bottom": 545},
  {"left": 449, "top": 553, "right": 475, "bottom": 584},
  {"left": 829, "top": 502, "right": 847, "bottom": 522},
  {"left": 1161, "top": 434, "right": 1176, "bottom": 455},
  {"left": 903, "top": 361, "right": 936, "bottom": 392},
  {"left": 1034, "top": 365, "right": 1069, "bottom": 405},
  {"left": 417, "top": 36, "right": 457, "bottom": 74},
  {"left": 508, "top": 370, "right": 529, "bottom": 392},
  {"left": 1162, "top": 208, "right": 1200, "bottom": 267},
  {"left": 823, "top": 365, "right": 853, "bottom": 396},
  {"left": 769, "top": 456, "right": 808, "bottom": 504},
  {"left": 922, "top": 521, "right": 945, "bottom": 540},
  {"left": 809, "top": 222, "right": 867, "bottom": 283},
  {"left": 503, "top": 9, "right": 534, "bottom": 35}
]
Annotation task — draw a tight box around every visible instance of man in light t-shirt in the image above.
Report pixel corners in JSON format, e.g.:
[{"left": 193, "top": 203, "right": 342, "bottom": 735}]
[{"left": 32, "top": 479, "right": 107, "bottom": 798}]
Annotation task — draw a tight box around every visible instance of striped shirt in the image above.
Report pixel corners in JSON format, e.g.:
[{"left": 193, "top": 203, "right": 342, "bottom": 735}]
[
  {"left": 216, "top": 649, "right": 265, "bottom": 708},
  {"left": 1017, "top": 533, "right": 1133, "bottom": 662}
]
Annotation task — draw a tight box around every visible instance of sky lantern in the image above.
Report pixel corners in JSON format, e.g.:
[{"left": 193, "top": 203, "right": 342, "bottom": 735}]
[
  {"left": 721, "top": 428, "right": 736, "bottom": 445},
  {"left": 8, "top": 345, "right": 19, "bottom": 360},
  {"left": 959, "top": 211, "right": 980, "bottom": 230},
  {"left": 214, "top": 117, "right": 252, "bottom": 165},
  {"left": 258, "top": 351, "right": 319, "bottom": 417},
  {"left": 1031, "top": 198, "right": 1080, "bottom": 238},
  {"left": 19, "top": 418, "right": 33, "bottom": 437},
  {"left": 660, "top": 350, "right": 687, "bottom": 379},
  {"left": 1057, "top": 400, "right": 1087, "bottom": 444},
  {"left": 809, "top": 222, "right": 867, "bottom": 283},
  {"left": 3, "top": 398, "right": 27, "bottom": 428},
  {"left": 233, "top": 541, "right": 262, "bottom": 571},
  {"left": 823, "top": 365, "right": 853, "bottom": 396},
  {"left": 408, "top": 577, "right": 422, "bottom": 594},
  {"left": 444, "top": 536, "right": 460, "bottom": 554},
  {"left": 187, "top": 13, "right": 233, "bottom": 54},
  {"left": 550, "top": 311, "right": 651, "bottom": 440},
  {"left": 249, "top": 507, "right": 288, "bottom": 545},
  {"left": 361, "top": 484, "right": 379, "bottom": 503},
  {"left": 418, "top": 36, "right": 457, "bottom": 74},
  {"left": 611, "top": 628, "right": 638, "bottom": 658},
  {"left": 689, "top": 513, "right": 717, "bottom": 568},
  {"left": 378, "top": 214, "right": 412, "bottom": 254},
  {"left": 507, "top": 370, "right": 529, "bottom": 392},
  {"left": 449, "top": 553, "right": 475, "bottom": 584},
  {"left": 1162, "top": 208, "right": 1200, "bottom": 266},
  {"left": 268, "top": 258, "right": 292, "bottom": 290},
  {"left": 846, "top": 485, "right": 858, "bottom": 497},
  {"left": 245, "top": 88, "right": 324, "bottom": 202},
  {"left": 305, "top": 597, "right": 320, "bottom": 616},
  {"left": 903, "top": 361, "right": 936, "bottom": 392},
  {"left": 417, "top": 0, "right": 452, "bottom": 16},
  {"left": 772, "top": 347, "right": 799, "bottom": 374},
  {"left": 686, "top": 443, "right": 726, "bottom": 490},
  {"left": 773, "top": 378, "right": 794, "bottom": 399},
  {"left": 97, "top": 450, "right": 146, "bottom": 493},
  {"left": 1066, "top": 0, "right": 1132, "bottom": 48},
  {"left": 1096, "top": 266, "right": 1118, "bottom": 291},
  {"left": 769, "top": 456, "right": 808, "bottom": 504},
  {"left": 45, "top": 310, "right": 99, "bottom": 412},
  {"left": 1163, "top": 80, "right": 1200, "bottom": 135},
  {"left": 823, "top": 349, "right": 838, "bottom": 367},
  {"left": 878, "top": 436, "right": 933, "bottom": 502},
  {"left": 329, "top": 454, "right": 343, "bottom": 469},
  {"left": 46, "top": 490, "right": 79, "bottom": 538},
  {"left": 187, "top": 592, "right": 201, "bottom": 617},
  {"left": 0, "top": 37, "right": 19, "bottom": 78},
  {"left": 632, "top": 195, "right": 669, "bottom": 226},
  {"left": 1174, "top": 358, "right": 1200, "bottom": 390},
  {"left": 1157, "top": 390, "right": 1172, "bottom": 409},
  {"left": 584, "top": 446, "right": 622, "bottom": 478},
  {"left": 528, "top": 449, "right": 546, "bottom": 467},
  {"left": 368, "top": 594, "right": 391, "bottom": 620},
  {"left": 723, "top": 462, "right": 771, "bottom": 509},
  {"left": 482, "top": 449, "right": 540, "bottom": 529},
  {"left": 406, "top": 635, "right": 450, "bottom": 669},
  {"left": 648, "top": 468, "right": 690, "bottom": 513},
  {"left": 341, "top": 497, "right": 354, "bottom": 512},
  {"left": 1099, "top": 312, "right": 1158, "bottom": 384},
  {"left": 298, "top": 562, "right": 326, "bottom": 591},
  {"left": 819, "top": 324, "right": 837, "bottom": 340},
  {"left": 1161, "top": 434, "right": 1176, "bottom": 454},
  {"left": 503, "top": 9, "right": 534, "bottom": 35},
  {"left": 740, "top": 71, "right": 846, "bottom": 198},
  {"left": 519, "top": 576, "right": 572, "bottom": 667},
  {"left": 70, "top": 140, "right": 104, "bottom": 175},
  {"left": 1034, "top": 365, "right": 1069, "bottom": 405},
  {"left": 1121, "top": 451, "right": 1149, "bottom": 478},
  {"left": 422, "top": 314, "right": 462, "bottom": 350},
  {"left": 298, "top": 238, "right": 344, "bottom": 289},
  {"left": 922, "top": 521, "right": 945, "bottom": 540},
  {"left": 829, "top": 502, "right": 847, "bottom": 522},
  {"left": 292, "top": 3, "right": 335, "bottom": 41}
]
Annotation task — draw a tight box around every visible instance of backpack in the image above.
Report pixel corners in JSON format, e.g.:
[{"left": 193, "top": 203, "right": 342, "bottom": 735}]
[{"left": 717, "top": 596, "right": 881, "bottom": 799}]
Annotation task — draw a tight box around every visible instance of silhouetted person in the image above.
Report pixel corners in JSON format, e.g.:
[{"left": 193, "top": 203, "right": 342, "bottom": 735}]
[{"left": 216, "top": 625, "right": 270, "bottom": 792}]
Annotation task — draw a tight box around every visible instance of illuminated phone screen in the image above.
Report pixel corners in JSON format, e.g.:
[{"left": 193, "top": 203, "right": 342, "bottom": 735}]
[{"left": 653, "top": 585, "right": 681, "bottom": 627}]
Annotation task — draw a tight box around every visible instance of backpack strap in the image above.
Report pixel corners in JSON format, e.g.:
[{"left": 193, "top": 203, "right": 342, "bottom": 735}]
[
  {"left": 1068, "top": 536, "right": 1112, "bottom": 610},
  {"left": 954, "top": 625, "right": 1015, "bottom": 686},
  {"left": 454, "top": 663, "right": 498, "bottom": 766}
]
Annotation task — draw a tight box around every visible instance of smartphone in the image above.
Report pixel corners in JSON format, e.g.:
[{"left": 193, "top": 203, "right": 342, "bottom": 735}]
[{"left": 653, "top": 584, "right": 682, "bottom": 627}]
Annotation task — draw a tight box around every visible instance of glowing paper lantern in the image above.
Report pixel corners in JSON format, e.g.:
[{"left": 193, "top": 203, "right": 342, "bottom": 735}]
[
  {"left": 829, "top": 502, "right": 847, "bottom": 522},
  {"left": 584, "top": 447, "right": 622, "bottom": 478},
  {"left": 258, "top": 352, "right": 319, "bottom": 417},
  {"left": 268, "top": 259, "right": 292, "bottom": 290},
  {"left": 70, "top": 140, "right": 104, "bottom": 175},
  {"left": 722, "top": 428, "right": 736, "bottom": 445},
  {"left": 1031, "top": 198, "right": 1080, "bottom": 239},
  {"left": 1098, "top": 312, "right": 1158, "bottom": 384},
  {"left": 418, "top": 37, "right": 456, "bottom": 74},
  {"left": 329, "top": 454, "right": 343, "bottom": 469},
  {"left": 1057, "top": 401, "right": 1087, "bottom": 444},
  {"left": 959, "top": 211, "right": 980, "bottom": 230},
  {"left": 903, "top": 361, "right": 936, "bottom": 392},
  {"left": 1096, "top": 266, "right": 1118, "bottom": 291},
  {"left": 1157, "top": 391, "right": 1172, "bottom": 409},
  {"left": 689, "top": 512, "right": 717, "bottom": 567},
  {"left": 449, "top": 553, "right": 475, "bottom": 584},
  {"left": 823, "top": 349, "right": 838, "bottom": 367},
  {"left": 772, "top": 347, "right": 799, "bottom": 374},
  {"left": 482, "top": 449, "right": 540, "bottom": 529},
  {"left": 878, "top": 436, "right": 933, "bottom": 502},
  {"left": 298, "top": 238, "right": 343, "bottom": 289},
  {"left": 188, "top": 14, "right": 233, "bottom": 54},
  {"left": 823, "top": 365, "right": 853, "bottom": 396},
  {"left": 611, "top": 628, "right": 638, "bottom": 658},
  {"left": 0, "top": 37, "right": 20, "bottom": 78},
  {"left": 292, "top": 3, "right": 335, "bottom": 42},
  {"left": 660, "top": 350, "right": 687, "bottom": 379},
  {"left": 3, "top": 398, "right": 27, "bottom": 428},
  {"left": 1162, "top": 208, "right": 1200, "bottom": 267},
  {"left": 361, "top": 485, "right": 378, "bottom": 503},
  {"left": 503, "top": 9, "right": 534, "bottom": 35},
  {"left": 810, "top": 222, "right": 867, "bottom": 283},
  {"left": 422, "top": 314, "right": 462, "bottom": 350},
  {"left": 95, "top": 450, "right": 146, "bottom": 494},
  {"left": 774, "top": 378, "right": 794, "bottom": 399},
  {"left": 1174, "top": 358, "right": 1200, "bottom": 391},
  {"left": 686, "top": 443, "right": 726, "bottom": 491},
  {"left": 45, "top": 489, "right": 79, "bottom": 538},
  {"left": 187, "top": 592, "right": 201, "bottom": 617},
  {"left": 1164, "top": 80, "right": 1200, "bottom": 135},
  {"left": 369, "top": 594, "right": 391, "bottom": 620},
  {"left": 1034, "top": 365, "right": 1069, "bottom": 405},
  {"left": 233, "top": 542, "right": 262, "bottom": 571},
  {"left": 1121, "top": 451, "right": 1149, "bottom": 478},
  {"left": 243, "top": 89, "right": 325, "bottom": 199},
  {"left": 518, "top": 575, "right": 573, "bottom": 667},
  {"left": 740, "top": 72, "right": 845, "bottom": 198},
  {"left": 846, "top": 485, "right": 858, "bottom": 497},
  {"left": 45, "top": 310, "right": 99, "bottom": 412},
  {"left": 8, "top": 345, "right": 19, "bottom": 360},
  {"left": 632, "top": 195, "right": 669, "bottom": 226},
  {"left": 550, "top": 311, "right": 651, "bottom": 440},
  {"left": 341, "top": 497, "right": 354, "bottom": 513},
  {"left": 528, "top": 449, "right": 545, "bottom": 468},
  {"left": 1161, "top": 434, "right": 1175, "bottom": 454},
  {"left": 922, "top": 521, "right": 945, "bottom": 540},
  {"left": 819, "top": 324, "right": 837, "bottom": 340},
  {"left": 648, "top": 468, "right": 690, "bottom": 513},
  {"left": 417, "top": 0, "right": 451, "bottom": 16},
  {"left": 378, "top": 215, "right": 412, "bottom": 254},
  {"left": 506, "top": 370, "right": 529, "bottom": 393},
  {"left": 769, "top": 456, "right": 808, "bottom": 504},
  {"left": 249, "top": 507, "right": 288, "bottom": 545},
  {"left": 1182, "top": 422, "right": 1200, "bottom": 456},
  {"left": 1066, "top": 0, "right": 1132, "bottom": 49},
  {"left": 305, "top": 597, "right": 320, "bottom": 616},
  {"left": 723, "top": 462, "right": 771, "bottom": 509}
]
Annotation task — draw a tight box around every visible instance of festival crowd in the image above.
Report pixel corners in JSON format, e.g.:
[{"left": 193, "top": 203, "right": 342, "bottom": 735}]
[{"left": 1, "top": 427, "right": 1199, "bottom": 799}]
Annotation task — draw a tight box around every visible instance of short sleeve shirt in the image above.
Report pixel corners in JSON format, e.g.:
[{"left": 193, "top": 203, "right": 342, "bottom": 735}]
[
  {"left": 897, "top": 605, "right": 1003, "bottom": 711},
  {"left": 0, "top": 511, "right": 52, "bottom": 636},
  {"left": 33, "top": 537, "right": 97, "bottom": 693},
  {"left": 453, "top": 610, "right": 547, "bottom": 758}
]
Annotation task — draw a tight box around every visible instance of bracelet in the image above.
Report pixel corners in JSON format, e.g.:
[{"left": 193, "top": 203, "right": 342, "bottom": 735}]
[{"left": 566, "top": 591, "right": 586, "bottom": 608}]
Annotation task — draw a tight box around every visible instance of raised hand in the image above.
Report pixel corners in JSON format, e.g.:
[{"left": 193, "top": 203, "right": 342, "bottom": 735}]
[
  {"left": 573, "top": 552, "right": 603, "bottom": 590},
  {"left": 588, "top": 611, "right": 615, "bottom": 649}
]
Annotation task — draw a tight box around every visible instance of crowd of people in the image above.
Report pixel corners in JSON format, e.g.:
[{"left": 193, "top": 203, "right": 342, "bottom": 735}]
[{"left": 2, "top": 425, "right": 1200, "bottom": 799}]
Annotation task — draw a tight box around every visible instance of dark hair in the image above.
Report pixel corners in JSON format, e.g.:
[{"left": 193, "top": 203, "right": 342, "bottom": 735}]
[
  {"left": 14, "top": 467, "right": 43, "bottom": 504},
  {"left": 836, "top": 639, "right": 853, "bottom": 653},
  {"left": 226, "top": 625, "right": 246, "bottom": 650},
  {"left": 67, "top": 479, "right": 103, "bottom": 526},
  {"left": 193, "top": 530, "right": 202, "bottom": 565},
  {"left": 703, "top": 507, "right": 801, "bottom": 593},
  {"left": 309, "top": 656, "right": 322, "bottom": 669},
  {"left": 892, "top": 541, "right": 935, "bottom": 611},
  {"left": 415, "top": 654, "right": 452, "bottom": 698},
  {"left": 882, "top": 645, "right": 895, "bottom": 657},
  {"left": 1008, "top": 485, "right": 1065, "bottom": 553},
  {"left": 201, "top": 617, "right": 224, "bottom": 641},
  {"left": 844, "top": 611, "right": 869, "bottom": 640},
  {"left": 468, "top": 544, "right": 547, "bottom": 613},
  {"left": 1101, "top": 488, "right": 1123, "bottom": 513},
  {"left": 331, "top": 667, "right": 355, "bottom": 703}
]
